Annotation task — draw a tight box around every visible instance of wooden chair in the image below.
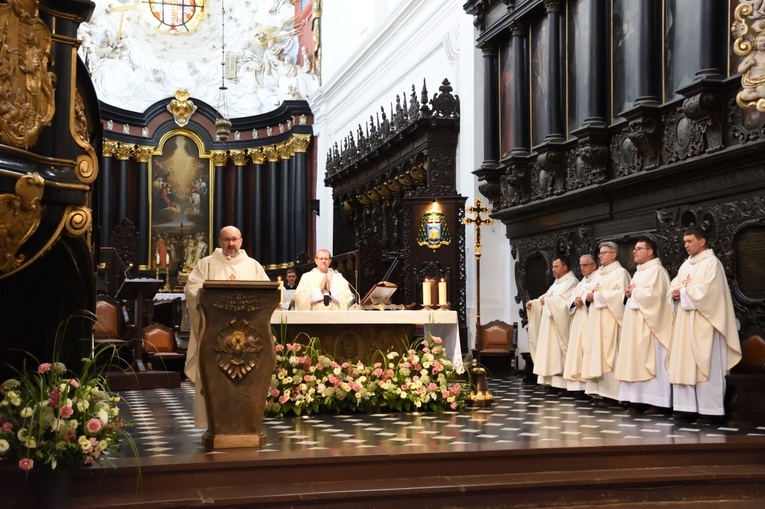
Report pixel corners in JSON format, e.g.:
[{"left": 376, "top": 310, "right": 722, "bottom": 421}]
[
  {"left": 93, "top": 294, "right": 133, "bottom": 368},
  {"left": 477, "top": 320, "right": 516, "bottom": 374},
  {"left": 143, "top": 322, "right": 186, "bottom": 374}
]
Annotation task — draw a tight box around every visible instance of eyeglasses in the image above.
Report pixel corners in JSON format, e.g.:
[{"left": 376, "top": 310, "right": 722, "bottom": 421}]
[
  {"left": 598, "top": 251, "right": 614, "bottom": 255},
  {"left": 579, "top": 263, "right": 595, "bottom": 266},
  {"left": 220, "top": 237, "right": 241, "bottom": 243},
  {"left": 633, "top": 246, "right": 648, "bottom": 251}
]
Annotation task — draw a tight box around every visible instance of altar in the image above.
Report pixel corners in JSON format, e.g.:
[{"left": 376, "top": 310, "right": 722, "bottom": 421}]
[{"left": 270, "top": 310, "right": 462, "bottom": 367}]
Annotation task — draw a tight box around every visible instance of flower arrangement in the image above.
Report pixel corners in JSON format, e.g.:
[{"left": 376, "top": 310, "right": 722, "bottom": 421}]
[
  {"left": 0, "top": 350, "right": 130, "bottom": 473},
  {"left": 266, "top": 335, "right": 468, "bottom": 417}
]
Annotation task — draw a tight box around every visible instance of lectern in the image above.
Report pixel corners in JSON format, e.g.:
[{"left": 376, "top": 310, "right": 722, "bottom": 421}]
[{"left": 198, "top": 280, "right": 280, "bottom": 451}]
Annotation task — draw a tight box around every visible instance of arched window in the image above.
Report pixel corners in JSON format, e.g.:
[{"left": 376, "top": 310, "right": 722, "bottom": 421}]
[{"left": 147, "top": 0, "right": 204, "bottom": 33}]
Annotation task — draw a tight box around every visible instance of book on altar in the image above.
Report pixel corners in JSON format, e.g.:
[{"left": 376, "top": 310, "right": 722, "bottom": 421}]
[{"left": 360, "top": 281, "right": 398, "bottom": 308}]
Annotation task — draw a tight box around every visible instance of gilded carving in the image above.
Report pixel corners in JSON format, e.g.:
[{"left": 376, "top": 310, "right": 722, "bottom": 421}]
[
  {"left": 0, "top": 173, "right": 44, "bottom": 273},
  {"left": 74, "top": 90, "right": 89, "bottom": 144},
  {"left": 74, "top": 154, "right": 97, "bottom": 184},
  {"left": 248, "top": 147, "right": 265, "bottom": 165},
  {"left": 733, "top": 2, "right": 765, "bottom": 111},
  {"left": 0, "top": 1, "right": 56, "bottom": 149},
  {"left": 211, "top": 150, "right": 229, "bottom": 167},
  {"left": 166, "top": 89, "right": 197, "bottom": 127},
  {"left": 213, "top": 293, "right": 272, "bottom": 313},
  {"left": 229, "top": 149, "right": 248, "bottom": 166},
  {"left": 214, "top": 317, "right": 264, "bottom": 382},
  {"left": 292, "top": 133, "right": 311, "bottom": 153},
  {"left": 64, "top": 206, "right": 91, "bottom": 237}
]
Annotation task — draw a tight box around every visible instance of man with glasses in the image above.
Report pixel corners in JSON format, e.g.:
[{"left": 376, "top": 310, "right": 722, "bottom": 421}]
[
  {"left": 581, "top": 241, "right": 631, "bottom": 405},
  {"left": 667, "top": 226, "right": 741, "bottom": 420},
  {"left": 614, "top": 238, "right": 673, "bottom": 414},
  {"left": 294, "top": 249, "right": 354, "bottom": 311},
  {"left": 184, "top": 225, "right": 269, "bottom": 427},
  {"left": 563, "top": 254, "right": 598, "bottom": 395}
]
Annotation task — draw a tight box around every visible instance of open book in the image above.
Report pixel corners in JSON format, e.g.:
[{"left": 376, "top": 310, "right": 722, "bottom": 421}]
[{"left": 360, "top": 281, "right": 398, "bottom": 308}]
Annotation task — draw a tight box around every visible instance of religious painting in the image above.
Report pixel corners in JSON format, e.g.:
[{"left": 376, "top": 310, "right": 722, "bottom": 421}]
[
  {"left": 150, "top": 132, "right": 211, "bottom": 275},
  {"left": 500, "top": 38, "right": 515, "bottom": 159}
]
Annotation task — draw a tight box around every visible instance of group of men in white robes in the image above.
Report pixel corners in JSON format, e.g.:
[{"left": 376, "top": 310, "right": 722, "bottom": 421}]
[{"left": 526, "top": 227, "right": 742, "bottom": 419}]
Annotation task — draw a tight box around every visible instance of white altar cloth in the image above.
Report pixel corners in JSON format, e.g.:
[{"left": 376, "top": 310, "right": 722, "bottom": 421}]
[{"left": 271, "top": 310, "right": 462, "bottom": 368}]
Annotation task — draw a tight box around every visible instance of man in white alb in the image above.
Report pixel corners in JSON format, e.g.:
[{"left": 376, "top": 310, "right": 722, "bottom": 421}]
[
  {"left": 581, "top": 241, "right": 631, "bottom": 403},
  {"left": 563, "top": 254, "right": 598, "bottom": 394},
  {"left": 294, "top": 249, "right": 354, "bottom": 311},
  {"left": 667, "top": 226, "right": 741, "bottom": 419},
  {"left": 615, "top": 238, "right": 673, "bottom": 413},
  {"left": 184, "top": 226, "right": 270, "bottom": 427},
  {"left": 526, "top": 256, "right": 579, "bottom": 390}
]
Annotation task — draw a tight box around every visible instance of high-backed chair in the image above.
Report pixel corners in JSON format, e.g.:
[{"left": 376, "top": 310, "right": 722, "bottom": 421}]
[
  {"left": 478, "top": 320, "right": 516, "bottom": 373},
  {"left": 143, "top": 322, "right": 185, "bottom": 375},
  {"left": 93, "top": 294, "right": 133, "bottom": 368}
]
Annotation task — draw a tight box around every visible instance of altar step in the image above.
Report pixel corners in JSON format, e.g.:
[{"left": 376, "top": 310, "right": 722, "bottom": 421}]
[{"left": 4, "top": 436, "right": 764, "bottom": 508}]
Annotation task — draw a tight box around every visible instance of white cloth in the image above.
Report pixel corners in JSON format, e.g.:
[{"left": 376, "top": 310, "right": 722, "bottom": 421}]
[
  {"left": 183, "top": 248, "right": 269, "bottom": 427},
  {"left": 615, "top": 258, "right": 673, "bottom": 408},
  {"left": 528, "top": 271, "right": 578, "bottom": 388},
  {"left": 563, "top": 272, "right": 598, "bottom": 391},
  {"left": 666, "top": 248, "right": 741, "bottom": 416},
  {"left": 294, "top": 267, "right": 354, "bottom": 311},
  {"left": 581, "top": 261, "right": 631, "bottom": 400}
]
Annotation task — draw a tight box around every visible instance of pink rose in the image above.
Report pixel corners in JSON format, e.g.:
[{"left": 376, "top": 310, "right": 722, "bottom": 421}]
[
  {"left": 1, "top": 421, "right": 12, "bottom": 431},
  {"left": 86, "top": 418, "right": 102, "bottom": 434},
  {"left": 69, "top": 379, "right": 79, "bottom": 388},
  {"left": 432, "top": 337, "right": 443, "bottom": 344},
  {"left": 275, "top": 344, "right": 284, "bottom": 352},
  {"left": 37, "top": 363, "right": 51, "bottom": 374},
  {"left": 278, "top": 395, "right": 288, "bottom": 404},
  {"left": 60, "top": 406, "right": 74, "bottom": 418},
  {"left": 19, "top": 458, "right": 34, "bottom": 471},
  {"left": 270, "top": 389, "right": 279, "bottom": 397},
  {"left": 429, "top": 383, "right": 437, "bottom": 391}
]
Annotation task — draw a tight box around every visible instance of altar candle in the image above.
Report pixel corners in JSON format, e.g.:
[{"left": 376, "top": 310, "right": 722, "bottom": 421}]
[
  {"left": 438, "top": 278, "right": 447, "bottom": 306},
  {"left": 422, "top": 279, "right": 431, "bottom": 306},
  {"left": 155, "top": 251, "right": 160, "bottom": 266},
  {"left": 166, "top": 253, "right": 170, "bottom": 266}
]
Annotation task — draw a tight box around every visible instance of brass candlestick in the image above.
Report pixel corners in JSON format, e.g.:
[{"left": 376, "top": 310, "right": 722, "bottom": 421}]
[{"left": 163, "top": 266, "right": 171, "bottom": 293}]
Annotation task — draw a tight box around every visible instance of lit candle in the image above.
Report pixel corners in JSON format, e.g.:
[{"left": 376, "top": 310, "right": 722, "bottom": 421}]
[
  {"left": 155, "top": 251, "right": 160, "bottom": 266},
  {"left": 422, "top": 279, "right": 431, "bottom": 307},
  {"left": 166, "top": 253, "right": 170, "bottom": 266},
  {"left": 438, "top": 278, "right": 447, "bottom": 306}
]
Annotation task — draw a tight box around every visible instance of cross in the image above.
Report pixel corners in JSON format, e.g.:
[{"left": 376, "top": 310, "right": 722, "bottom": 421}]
[
  {"left": 463, "top": 197, "right": 495, "bottom": 402},
  {"left": 682, "top": 274, "right": 692, "bottom": 287},
  {"left": 463, "top": 197, "right": 493, "bottom": 259}
]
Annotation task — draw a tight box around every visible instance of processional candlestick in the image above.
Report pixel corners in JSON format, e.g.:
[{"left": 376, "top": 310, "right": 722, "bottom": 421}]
[{"left": 463, "top": 197, "right": 494, "bottom": 407}]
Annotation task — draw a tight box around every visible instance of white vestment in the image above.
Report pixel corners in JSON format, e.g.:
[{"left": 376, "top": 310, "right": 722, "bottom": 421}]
[
  {"left": 615, "top": 258, "right": 673, "bottom": 408},
  {"left": 667, "top": 248, "right": 741, "bottom": 416},
  {"left": 581, "top": 261, "right": 631, "bottom": 400},
  {"left": 527, "top": 271, "right": 578, "bottom": 389},
  {"left": 294, "top": 267, "right": 354, "bottom": 311},
  {"left": 563, "top": 272, "right": 598, "bottom": 391},
  {"left": 184, "top": 248, "right": 269, "bottom": 427}
]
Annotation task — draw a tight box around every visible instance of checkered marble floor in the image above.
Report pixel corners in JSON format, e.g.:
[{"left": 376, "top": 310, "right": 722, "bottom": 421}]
[{"left": 116, "top": 376, "right": 765, "bottom": 459}]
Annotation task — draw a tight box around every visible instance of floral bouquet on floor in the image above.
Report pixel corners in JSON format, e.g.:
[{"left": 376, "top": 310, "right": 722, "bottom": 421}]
[
  {"left": 0, "top": 319, "right": 132, "bottom": 473},
  {"left": 266, "top": 334, "right": 468, "bottom": 417}
]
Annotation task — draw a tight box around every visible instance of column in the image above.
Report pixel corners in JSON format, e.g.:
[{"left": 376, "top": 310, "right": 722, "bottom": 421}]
[
  {"left": 100, "top": 142, "right": 115, "bottom": 247},
  {"left": 135, "top": 146, "right": 153, "bottom": 266},
  {"left": 510, "top": 20, "right": 530, "bottom": 153},
  {"left": 211, "top": 151, "right": 228, "bottom": 239},
  {"left": 582, "top": 0, "right": 608, "bottom": 126},
  {"left": 635, "top": 0, "right": 661, "bottom": 104},
  {"left": 114, "top": 143, "right": 133, "bottom": 222},
  {"left": 292, "top": 134, "right": 311, "bottom": 260},
  {"left": 697, "top": 0, "right": 726, "bottom": 78},
  {"left": 250, "top": 149, "right": 265, "bottom": 263},
  {"left": 279, "top": 143, "right": 292, "bottom": 263},
  {"left": 544, "top": 0, "right": 565, "bottom": 140},
  {"left": 481, "top": 45, "right": 499, "bottom": 166},
  {"left": 265, "top": 145, "right": 280, "bottom": 266},
  {"left": 230, "top": 150, "right": 248, "bottom": 234}
]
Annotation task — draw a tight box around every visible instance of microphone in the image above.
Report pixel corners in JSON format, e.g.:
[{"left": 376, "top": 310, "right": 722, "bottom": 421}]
[
  {"left": 347, "top": 281, "right": 362, "bottom": 309},
  {"left": 123, "top": 262, "right": 133, "bottom": 280}
]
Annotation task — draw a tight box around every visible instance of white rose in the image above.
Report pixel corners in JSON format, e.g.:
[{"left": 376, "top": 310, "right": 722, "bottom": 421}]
[{"left": 0, "top": 439, "right": 9, "bottom": 453}]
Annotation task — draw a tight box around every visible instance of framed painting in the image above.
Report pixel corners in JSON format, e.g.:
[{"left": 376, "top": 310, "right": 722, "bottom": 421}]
[{"left": 150, "top": 130, "right": 212, "bottom": 274}]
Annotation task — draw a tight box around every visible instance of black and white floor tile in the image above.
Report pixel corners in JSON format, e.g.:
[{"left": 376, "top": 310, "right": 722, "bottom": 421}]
[{"left": 116, "top": 377, "right": 765, "bottom": 459}]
